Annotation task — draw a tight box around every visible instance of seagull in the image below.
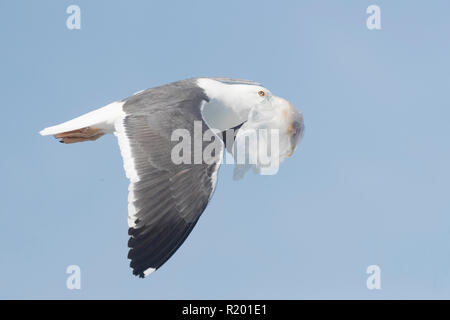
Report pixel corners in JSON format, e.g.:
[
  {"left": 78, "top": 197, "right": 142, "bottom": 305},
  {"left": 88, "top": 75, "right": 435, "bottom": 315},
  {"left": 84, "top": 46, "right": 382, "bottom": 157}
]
[{"left": 40, "top": 78, "right": 304, "bottom": 278}]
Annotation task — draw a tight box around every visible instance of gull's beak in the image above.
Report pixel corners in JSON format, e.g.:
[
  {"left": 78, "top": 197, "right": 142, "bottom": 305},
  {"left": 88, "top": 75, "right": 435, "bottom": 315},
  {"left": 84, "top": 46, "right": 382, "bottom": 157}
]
[
  {"left": 288, "top": 120, "right": 304, "bottom": 156},
  {"left": 283, "top": 100, "right": 304, "bottom": 157}
]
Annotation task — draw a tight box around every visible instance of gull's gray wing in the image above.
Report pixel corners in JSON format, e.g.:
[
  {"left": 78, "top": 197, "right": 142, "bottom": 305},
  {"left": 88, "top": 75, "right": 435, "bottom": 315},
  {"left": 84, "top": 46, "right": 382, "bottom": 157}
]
[{"left": 115, "top": 79, "right": 222, "bottom": 277}]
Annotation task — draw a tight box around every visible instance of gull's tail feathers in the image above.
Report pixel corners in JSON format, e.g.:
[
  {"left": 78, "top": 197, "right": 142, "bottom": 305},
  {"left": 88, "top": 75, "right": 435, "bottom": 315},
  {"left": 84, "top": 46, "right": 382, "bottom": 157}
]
[{"left": 39, "top": 101, "right": 125, "bottom": 144}]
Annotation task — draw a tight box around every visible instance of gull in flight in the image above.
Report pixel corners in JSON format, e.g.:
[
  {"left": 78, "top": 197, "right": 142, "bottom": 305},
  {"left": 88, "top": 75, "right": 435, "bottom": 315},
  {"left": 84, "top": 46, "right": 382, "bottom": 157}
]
[{"left": 40, "top": 78, "right": 304, "bottom": 278}]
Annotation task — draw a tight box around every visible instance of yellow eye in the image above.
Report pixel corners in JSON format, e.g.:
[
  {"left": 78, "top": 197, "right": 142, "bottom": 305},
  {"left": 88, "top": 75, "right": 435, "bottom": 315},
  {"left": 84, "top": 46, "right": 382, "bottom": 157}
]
[{"left": 258, "top": 90, "right": 265, "bottom": 97}]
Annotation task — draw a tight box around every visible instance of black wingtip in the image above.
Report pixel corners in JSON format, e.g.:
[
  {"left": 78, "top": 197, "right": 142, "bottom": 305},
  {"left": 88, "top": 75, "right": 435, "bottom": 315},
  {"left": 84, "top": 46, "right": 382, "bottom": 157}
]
[{"left": 132, "top": 268, "right": 146, "bottom": 278}]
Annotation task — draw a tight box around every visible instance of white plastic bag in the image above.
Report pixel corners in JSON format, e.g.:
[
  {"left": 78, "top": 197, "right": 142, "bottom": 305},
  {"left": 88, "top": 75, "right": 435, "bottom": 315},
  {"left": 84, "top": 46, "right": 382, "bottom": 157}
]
[{"left": 232, "top": 97, "right": 304, "bottom": 180}]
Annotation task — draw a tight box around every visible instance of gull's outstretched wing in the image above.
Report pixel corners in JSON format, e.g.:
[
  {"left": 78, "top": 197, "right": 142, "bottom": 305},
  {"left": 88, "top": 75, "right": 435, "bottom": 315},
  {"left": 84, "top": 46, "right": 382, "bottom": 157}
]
[{"left": 115, "top": 79, "right": 222, "bottom": 277}]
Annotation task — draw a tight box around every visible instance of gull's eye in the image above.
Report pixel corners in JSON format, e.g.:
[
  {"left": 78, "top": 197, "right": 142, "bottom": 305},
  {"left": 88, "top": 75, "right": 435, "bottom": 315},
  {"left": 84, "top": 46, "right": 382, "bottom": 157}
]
[{"left": 258, "top": 90, "right": 265, "bottom": 97}]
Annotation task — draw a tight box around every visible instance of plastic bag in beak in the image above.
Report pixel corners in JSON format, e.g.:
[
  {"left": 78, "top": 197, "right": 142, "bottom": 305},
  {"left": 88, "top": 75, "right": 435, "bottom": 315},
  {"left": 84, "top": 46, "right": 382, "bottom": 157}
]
[{"left": 232, "top": 96, "right": 304, "bottom": 180}]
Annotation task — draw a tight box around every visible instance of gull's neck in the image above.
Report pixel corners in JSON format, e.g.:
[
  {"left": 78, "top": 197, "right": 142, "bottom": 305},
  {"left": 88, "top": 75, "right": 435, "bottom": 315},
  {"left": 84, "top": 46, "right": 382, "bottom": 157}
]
[{"left": 197, "top": 78, "right": 256, "bottom": 131}]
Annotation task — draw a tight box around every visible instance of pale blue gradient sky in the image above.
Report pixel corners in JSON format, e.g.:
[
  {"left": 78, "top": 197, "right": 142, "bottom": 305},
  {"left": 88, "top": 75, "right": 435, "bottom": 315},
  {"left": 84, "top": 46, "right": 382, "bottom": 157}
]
[{"left": 1, "top": 0, "right": 450, "bottom": 299}]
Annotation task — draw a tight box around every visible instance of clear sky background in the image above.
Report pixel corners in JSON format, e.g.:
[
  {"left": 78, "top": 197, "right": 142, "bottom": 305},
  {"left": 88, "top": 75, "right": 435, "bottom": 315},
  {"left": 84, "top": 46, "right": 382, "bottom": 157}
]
[{"left": 1, "top": 0, "right": 449, "bottom": 299}]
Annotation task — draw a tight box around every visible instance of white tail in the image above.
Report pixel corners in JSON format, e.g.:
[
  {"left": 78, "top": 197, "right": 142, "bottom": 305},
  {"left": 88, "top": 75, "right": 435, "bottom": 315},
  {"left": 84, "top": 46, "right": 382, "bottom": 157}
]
[
  {"left": 39, "top": 101, "right": 125, "bottom": 144},
  {"left": 39, "top": 101, "right": 124, "bottom": 136}
]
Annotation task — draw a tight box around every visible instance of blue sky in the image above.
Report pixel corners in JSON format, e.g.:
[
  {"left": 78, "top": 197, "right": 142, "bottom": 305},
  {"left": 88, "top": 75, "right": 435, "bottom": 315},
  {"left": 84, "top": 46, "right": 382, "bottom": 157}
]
[{"left": 0, "top": 0, "right": 450, "bottom": 299}]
